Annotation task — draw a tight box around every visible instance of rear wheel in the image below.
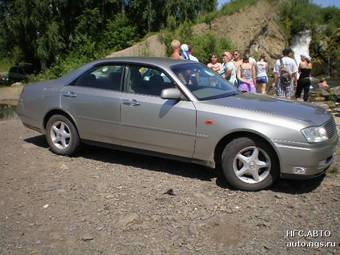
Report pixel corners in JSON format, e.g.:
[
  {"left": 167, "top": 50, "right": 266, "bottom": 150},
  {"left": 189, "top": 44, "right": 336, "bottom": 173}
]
[
  {"left": 221, "top": 137, "right": 279, "bottom": 191},
  {"left": 46, "top": 115, "right": 80, "bottom": 155}
]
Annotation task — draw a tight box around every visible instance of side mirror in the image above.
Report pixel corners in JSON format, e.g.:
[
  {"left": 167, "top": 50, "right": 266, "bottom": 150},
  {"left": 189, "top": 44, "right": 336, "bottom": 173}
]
[{"left": 161, "top": 88, "right": 182, "bottom": 100}]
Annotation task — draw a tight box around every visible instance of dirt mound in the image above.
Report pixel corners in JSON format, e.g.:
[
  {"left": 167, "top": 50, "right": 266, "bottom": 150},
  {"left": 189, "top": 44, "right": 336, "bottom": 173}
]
[
  {"left": 106, "top": 0, "right": 286, "bottom": 62},
  {"left": 194, "top": 0, "right": 286, "bottom": 59},
  {"left": 106, "top": 34, "right": 166, "bottom": 58}
]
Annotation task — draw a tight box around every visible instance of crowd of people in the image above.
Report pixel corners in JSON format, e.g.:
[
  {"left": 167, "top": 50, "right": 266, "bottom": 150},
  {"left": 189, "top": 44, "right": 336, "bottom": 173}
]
[{"left": 170, "top": 39, "right": 319, "bottom": 102}]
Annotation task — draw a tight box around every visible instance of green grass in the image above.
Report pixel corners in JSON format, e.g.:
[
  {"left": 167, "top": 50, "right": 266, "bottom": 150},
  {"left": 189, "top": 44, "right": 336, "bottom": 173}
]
[
  {"left": 0, "top": 58, "right": 13, "bottom": 74},
  {"left": 196, "top": 0, "right": 257, "bottom": 24},
  {"left": 219, "top": 0, "right": 256, "bottom": 16},
  {"left": 328, "top": 167, "right": 338, "bottom": 175}
]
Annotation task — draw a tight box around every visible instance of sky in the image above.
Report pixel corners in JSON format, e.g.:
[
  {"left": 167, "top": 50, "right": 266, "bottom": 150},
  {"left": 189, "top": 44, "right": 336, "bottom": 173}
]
[{"left": 217, "top": 0, "right": 340, "bottom": 8}]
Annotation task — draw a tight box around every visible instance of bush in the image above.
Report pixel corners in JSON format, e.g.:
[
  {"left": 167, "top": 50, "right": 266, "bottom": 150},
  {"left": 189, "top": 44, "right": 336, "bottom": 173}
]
[
  {"left": 99, "top": 14, "right": 136, "bottom": 51},
  {"left": 160, "top": 23, "right": 233, "bottom": 64},
  {"left": 31, "top": 14, "right": 137, "bottom": 81},
  {"left": 190, "top": 33, "right": 233, "bottom": 64}
]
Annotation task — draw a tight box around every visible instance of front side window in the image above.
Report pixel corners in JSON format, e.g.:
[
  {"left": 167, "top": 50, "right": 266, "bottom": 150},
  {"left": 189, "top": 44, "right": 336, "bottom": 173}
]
[
  {"left": 73, "top": 64, "right": 124, "bottom": 91},
  {"left": 171, "top": 63, "right": 238, "bottom": 100},
  {"left": 126, "top": 65, "right": 175, "bottom": 96}
]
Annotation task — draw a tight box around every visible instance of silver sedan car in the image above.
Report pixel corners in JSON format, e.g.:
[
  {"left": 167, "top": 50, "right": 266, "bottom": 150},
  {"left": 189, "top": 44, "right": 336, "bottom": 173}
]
[{"left": 17, "top": 57, "right": 338, "bottom": 191}]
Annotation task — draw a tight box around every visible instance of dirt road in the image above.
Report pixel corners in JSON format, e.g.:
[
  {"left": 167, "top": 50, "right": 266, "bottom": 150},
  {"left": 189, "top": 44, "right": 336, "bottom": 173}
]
[{"left": 0, "top": 119, "right": 339, "bottom": 254}]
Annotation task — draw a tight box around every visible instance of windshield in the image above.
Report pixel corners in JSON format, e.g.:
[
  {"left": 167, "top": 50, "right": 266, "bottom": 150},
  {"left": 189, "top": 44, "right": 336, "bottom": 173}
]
[{"left": 171, "top": 63, "right": 238, "bottom": 100}]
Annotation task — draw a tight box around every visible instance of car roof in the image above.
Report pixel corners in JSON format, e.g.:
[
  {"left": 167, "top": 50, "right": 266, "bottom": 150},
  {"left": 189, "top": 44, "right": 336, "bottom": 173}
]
[
  {"left": 92, "top": 57, "right": 195, "bottom": 69},
  {"left": 59, "top": 57, "right": 197, "bottom": 85}
]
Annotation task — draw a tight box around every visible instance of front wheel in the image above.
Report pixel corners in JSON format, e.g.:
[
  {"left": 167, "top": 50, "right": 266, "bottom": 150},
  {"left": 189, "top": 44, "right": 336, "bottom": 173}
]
[
  {"left": 46, "top": 114, "right": 80, "bottom": 155},
  {"left": 221, "top": 137, "right": 279, "bottom": 191}
]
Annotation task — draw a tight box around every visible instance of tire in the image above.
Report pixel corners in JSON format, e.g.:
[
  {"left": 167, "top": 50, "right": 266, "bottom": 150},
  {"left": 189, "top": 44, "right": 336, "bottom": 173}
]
[
  {"left": 46, "top": 114, "right": 80, "bottom": 156},
  {"left": 221, "top": 137, "right": 279, "bottom": 191}
]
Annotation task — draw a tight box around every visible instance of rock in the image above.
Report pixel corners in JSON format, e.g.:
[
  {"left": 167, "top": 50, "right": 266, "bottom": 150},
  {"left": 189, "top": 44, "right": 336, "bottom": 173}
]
[
  {"left": 287, "top": 204, "right": 295, "bottom": 209},
  {"left": 331, "top": 86, "right": 340, "bottom": 97},
  {"left": 192, "top": 193, "right": 215, "bottom": 207},
  {"left": 263, "top": 245, "right": 270, "bottom": 250},
  {"left": 81, "top": 235, "right": 94, "bottom": 241},
  {"left": 116, "top": 213, "right": 139, "bottom": 228},
  {"left": 11, "top": 82, "right": 23, "bottom": 87},
  {"left": 256, "top": 222, "right": 270, "bottom": 228},
  {"left": 312, "top": 96, "right": 326, "bottom": 102},
  {"left": 50, "top": 232, "right": 64, "bottom": 241},
  {"left": 60, "top": 163, "right": 69, "bottom": 171},
  {"left": 274, "top": 194, "right": 283, "bottom": 199},
  {"left": 21, "top": 143, "right": 35, "bottom": 149},
  {"left": 164, "top": 189, "right": 175, "bottom": 196},
  {"left": 320, "top": 89, "right": 329, "bottom": 97},
  {"left": 43, "top": 204, "right": 49, "bottom": 209},
  {"left": 188, "top": 224, "right": 199, "bottom": 236},
  {"left": 96, "top": 226, "right": 104, "bottom": 231}
]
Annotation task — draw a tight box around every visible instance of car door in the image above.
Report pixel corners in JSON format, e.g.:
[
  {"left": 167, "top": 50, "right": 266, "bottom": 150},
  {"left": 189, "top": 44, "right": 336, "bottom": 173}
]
[
  {"left": 120, "top": 64, "right": 197, "bottom": 158},
  {"left": 61, "top": 64, "right": 125, "bottom": 144}
]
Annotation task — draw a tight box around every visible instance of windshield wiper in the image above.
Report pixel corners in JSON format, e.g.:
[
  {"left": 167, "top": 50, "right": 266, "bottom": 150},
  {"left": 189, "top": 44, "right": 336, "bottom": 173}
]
[{"left": 199, "top": 91, "right": 239, "bottom": 101}]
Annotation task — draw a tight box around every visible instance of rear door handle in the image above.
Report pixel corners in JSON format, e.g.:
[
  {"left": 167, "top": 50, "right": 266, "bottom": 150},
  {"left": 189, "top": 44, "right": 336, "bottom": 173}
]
[
  {"left": 130, "top": 99, "right": 140, "bottom": 106},
  {"left": 123, "top": 99, "right": 131, "bottom": 106},
  {"left": 63, "top": 91, "right": 77, "bottom": 98}
]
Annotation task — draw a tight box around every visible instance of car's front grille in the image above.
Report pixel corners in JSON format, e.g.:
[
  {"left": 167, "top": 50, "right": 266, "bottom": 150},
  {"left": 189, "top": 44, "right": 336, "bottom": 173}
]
[{"left": 324, "top": 118, "right": 337, "bottom": 139}]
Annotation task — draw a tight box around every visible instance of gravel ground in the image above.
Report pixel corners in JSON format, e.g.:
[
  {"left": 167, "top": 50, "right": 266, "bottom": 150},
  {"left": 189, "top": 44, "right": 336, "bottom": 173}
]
[{"left": 0, "top": 119, "right": 339, "bottom": 255}]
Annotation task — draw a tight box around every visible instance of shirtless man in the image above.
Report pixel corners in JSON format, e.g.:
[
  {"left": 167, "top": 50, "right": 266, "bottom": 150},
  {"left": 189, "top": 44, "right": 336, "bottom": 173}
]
[{"left": 170, "top": 40, "right": 181, "bottom": 60}]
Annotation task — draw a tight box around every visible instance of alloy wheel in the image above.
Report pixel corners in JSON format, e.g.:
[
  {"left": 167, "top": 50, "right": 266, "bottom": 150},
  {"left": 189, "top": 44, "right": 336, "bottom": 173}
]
[
  {"left": 233, "top": 146, "right": 271, "bottom": 184},
  {"left": 50, "top": 121, "right": 72, "bottom": 150}
]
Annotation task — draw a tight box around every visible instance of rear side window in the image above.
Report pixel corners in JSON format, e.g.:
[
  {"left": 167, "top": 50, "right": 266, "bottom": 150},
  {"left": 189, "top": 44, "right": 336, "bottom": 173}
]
[{"left": 73, "top": 65, "right": 124, "bottom": 91}]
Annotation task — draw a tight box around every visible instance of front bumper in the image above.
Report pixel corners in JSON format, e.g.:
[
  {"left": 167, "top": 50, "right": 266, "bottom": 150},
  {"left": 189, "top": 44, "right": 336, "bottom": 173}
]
[{"left": 275, "top": 135, "right": 338, "bottom": 179}]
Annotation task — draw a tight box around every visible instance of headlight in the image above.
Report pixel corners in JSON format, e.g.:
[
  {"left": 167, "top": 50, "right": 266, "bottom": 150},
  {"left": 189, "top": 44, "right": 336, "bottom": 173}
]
[{"left": 301, "top": 126, "right": 328, "bottom": 143}]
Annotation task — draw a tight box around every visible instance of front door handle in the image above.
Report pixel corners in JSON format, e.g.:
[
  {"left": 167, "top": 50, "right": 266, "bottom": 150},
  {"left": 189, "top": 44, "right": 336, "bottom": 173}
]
[
  {"left": 63, "top": 91, "right": 77, "bottom": 98},
  {"left": 123, "top": 99, "right": 140, "bottom": 106}
]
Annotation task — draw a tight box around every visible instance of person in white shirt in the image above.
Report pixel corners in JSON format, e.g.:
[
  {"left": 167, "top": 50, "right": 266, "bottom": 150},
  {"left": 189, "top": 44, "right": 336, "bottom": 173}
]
[
  {"left": 273, "top": 48, "right": 298, "bottom": 98},
  {"left": 180, "top": 44, "right": 190, "bottom": 60},
  {"left": 256, "top": 54, "right": 268, "bottom": 94},
  {"left": 180, "top": 44, "right": 199, "bottom": 62},
  {"left": 220, "top": 51, "right": 237, "bottom": 87},
  {"left": 188, "top": 45, "right": 199, "bottom": 62}
]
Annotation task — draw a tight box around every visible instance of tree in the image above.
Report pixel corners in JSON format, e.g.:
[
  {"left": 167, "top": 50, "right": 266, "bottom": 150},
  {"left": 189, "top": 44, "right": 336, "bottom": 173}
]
[{"left": 0, "top": 0, "right": 218, "bottom": 73}]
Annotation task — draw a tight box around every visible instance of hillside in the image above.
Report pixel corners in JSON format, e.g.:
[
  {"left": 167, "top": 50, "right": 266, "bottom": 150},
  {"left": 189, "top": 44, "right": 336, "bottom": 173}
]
[{"left": 107, "top": 0, "right": 286, "bottom": 62}]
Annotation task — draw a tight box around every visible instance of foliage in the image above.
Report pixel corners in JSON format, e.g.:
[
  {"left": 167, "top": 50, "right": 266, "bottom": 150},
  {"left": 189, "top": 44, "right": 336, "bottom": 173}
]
[
  {"left": 0, "top": 58, "right": 13, "bottom": 74},
  {"left": 190, "top": 33, "right": 233, "bottom": 64},
  {"left": 197, "top": 0, "right": 256, "bottom": 24},
  {"left": 0, "top": 0, "right": 217, "bottom": 78},
  {"left": 220, "top": 0, "right": 256, "bottom": 16},
  {"left": 99, "top": 15, "right": 136, "bottom": 52},
  {"left": 203, "top": 12, "right": 218, "bottom": 30},
  {"left": 160, "top": 23, "right": 233, "bottom": 64},
  {"left": 328, "top": 166, "right": 338, "bottom": 175},
  {"left": 279, "top": 0, "right": 322, "bottom": 39}
]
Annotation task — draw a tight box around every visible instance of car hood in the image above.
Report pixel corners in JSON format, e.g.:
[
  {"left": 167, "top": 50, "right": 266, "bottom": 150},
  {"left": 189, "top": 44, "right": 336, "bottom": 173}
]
[{"left": 203, "top": 93, "right": 330, "bottom": 126}]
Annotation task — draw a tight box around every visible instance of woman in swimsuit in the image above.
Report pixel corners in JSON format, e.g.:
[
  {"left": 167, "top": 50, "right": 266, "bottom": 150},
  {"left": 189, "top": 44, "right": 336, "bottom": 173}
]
[
  {"left": 237, "top": 54, "right": 256, "bottom": 93},
  {"left": 207, "top": 54, "right": 222, "bottom": 73},
  {"left": 295, "top": 55, "right": 312, "bottom": 101}
]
